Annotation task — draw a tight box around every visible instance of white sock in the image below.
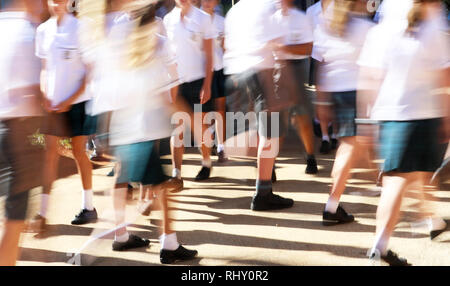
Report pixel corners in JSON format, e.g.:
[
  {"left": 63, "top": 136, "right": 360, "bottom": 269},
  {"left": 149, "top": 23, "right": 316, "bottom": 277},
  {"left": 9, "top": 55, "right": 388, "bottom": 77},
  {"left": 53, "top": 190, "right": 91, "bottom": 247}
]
[
  {"left": 322, "top": 135, "right": 330, "bottom": 142},
  {"left": 371, "top": 231, "right": 389, "bottom": 256},
  {"left": 82, "top": 189, "right": 94, "bottom": 211},
  {"left": 331, "top": 134, "right": 337, "bottom": 139},
  {"left": 217, "top": 144, "right": 225, "bottom": 153},
  {"left": 202, "top": 158, "right": 212, "bottom": 168},
  {"left": 114, "top": 232, "right": 130, "bottom": 243},
  {"left": 172, "top": 168, "right": 181, "bottom": 179},
  {"left": 428, "top": 217, "right": 447, "bottom": 232},
  {"left": 39, "top": 194, "right": 50, "bottom": 218},
  {"left": 160, "top": 232, "right": 180, "bottom": 251},
  {"left": 325, "top": 197, "right": 339, "bottom": 213}
]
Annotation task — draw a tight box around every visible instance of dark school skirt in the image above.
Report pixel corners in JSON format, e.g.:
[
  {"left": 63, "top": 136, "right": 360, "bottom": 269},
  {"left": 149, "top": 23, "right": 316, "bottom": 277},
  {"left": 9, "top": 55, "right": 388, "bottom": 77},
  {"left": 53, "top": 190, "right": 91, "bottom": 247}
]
[{"left": 179, "top": 78, "right": 214, "bottom": 113}]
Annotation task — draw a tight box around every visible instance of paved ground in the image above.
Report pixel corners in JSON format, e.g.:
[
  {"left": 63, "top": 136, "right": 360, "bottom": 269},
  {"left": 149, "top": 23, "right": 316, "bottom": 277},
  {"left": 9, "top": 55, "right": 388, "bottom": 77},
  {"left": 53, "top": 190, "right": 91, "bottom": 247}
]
[{"left": 1, "top": 133, "right": 450, "bottom": 266}]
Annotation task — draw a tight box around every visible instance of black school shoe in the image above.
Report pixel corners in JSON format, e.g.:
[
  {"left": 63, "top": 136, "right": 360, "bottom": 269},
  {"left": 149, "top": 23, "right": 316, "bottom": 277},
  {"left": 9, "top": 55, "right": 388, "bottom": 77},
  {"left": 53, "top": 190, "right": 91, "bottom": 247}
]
[
  {"left": 160, "top": 245, "right": 198, "bottom": 264},
  {"left": 322, "top": 205, "right": 355, "bottom": 226},
  {"left": 251, "top": 191, "right": 294, "bottom": 211},
  {"left": 331, "top": 138, "right": 338, "bottom": 150},
  {"left": 305, "top": 155, "right": 318, "bottom": 174},
  {"left": 195, "top": 166, "right": 211, "bottom": 181},
  {"left": 112, "top": 234, "right": 150, "bottom": 251},
  {"left": 71, "top": 208, "right": 98, "bottom": 225},
  {"left": 320, "top": 140, "right": 331, "bottom": 154},
  {"left": 370, "top": 250, "right": 411, "bottom": 266},
  {"left": 272, "top": 169, "right": 277, "bottom": 183}
]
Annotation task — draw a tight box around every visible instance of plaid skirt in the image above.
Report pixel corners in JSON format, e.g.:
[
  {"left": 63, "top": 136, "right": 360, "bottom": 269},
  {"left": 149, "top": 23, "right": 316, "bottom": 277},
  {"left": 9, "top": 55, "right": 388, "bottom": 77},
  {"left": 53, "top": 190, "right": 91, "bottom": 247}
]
[
  {"left": 332, "top": 90, "right": 357, "bottom": 138},
  {"left": 380, "top": 119, "right": 444, "bottom": 173}
]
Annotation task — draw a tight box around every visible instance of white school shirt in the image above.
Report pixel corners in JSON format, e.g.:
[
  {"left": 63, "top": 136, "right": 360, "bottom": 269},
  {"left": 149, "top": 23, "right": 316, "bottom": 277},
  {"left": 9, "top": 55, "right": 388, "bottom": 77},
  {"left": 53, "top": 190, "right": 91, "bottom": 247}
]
[
  {"left": 86, "top": 18, "right": 176, "bottom": 145},
  {"left": 361, "top": 16, "right": 449, "bottom": 121},
  {"left": 35, "top": 14, "right": 89, "bottom": 106},
  {"left": 211, "top": 14, "right": 225, "bottom": 71},
  {"left": 273, "top": 7, "right": 314, "bottom": 61},
  {"left": 306, "top": 1, "right": 324, "bottom": 61},
  {"left": 163, "top": 6, "right": 216, "bottom": 83},
  {"left": 313, "top": 17, "right": 374, "bottom": 92},
  {"left": 223, "top": 0, "right": 283, "bottom": 75},
  {"left": 0, "top": 12, "right": 42, "bottom": 119}
]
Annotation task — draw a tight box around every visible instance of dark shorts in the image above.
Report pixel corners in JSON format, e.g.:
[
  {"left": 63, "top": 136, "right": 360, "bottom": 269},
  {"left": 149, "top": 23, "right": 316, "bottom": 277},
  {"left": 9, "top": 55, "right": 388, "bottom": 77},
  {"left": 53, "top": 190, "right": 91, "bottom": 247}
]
[
  {"left": 380, "top": 119, "right": 444, "bottom": 173},
  {"left": 332, "top": 90, "right": 357, "bottom": 138},
  {"left": 0, "top": 117, "right": 44, "bottom": 221},
  {"left": 179, "top": 78, "right": 214, "bottom": 113},
  {"left": 225, "top": 69, "right": 289, "bottom": 139},
  {"left": 282, "top": 59, "right": 313, "bottom": 118},
  {"left": 114, "top": 140, "right": 166, "bottom": 186},
  {"left": 41, "top": 101, "right": 97, "bottom": 138},
  {"left": 212, "top": 69, "right": 227, "bottom": 99}
]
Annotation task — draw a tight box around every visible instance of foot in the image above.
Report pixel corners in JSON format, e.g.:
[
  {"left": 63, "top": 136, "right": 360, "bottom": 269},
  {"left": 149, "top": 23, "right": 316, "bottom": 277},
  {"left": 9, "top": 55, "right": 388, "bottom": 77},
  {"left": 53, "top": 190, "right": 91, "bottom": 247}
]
[
  {"left": 322, "top": 205, "right": 355, "bottom": 226},
  {"left": 217, "top": 150, "right": 228, "bottom": 163},
  {"left": 305, "top": 155, "right": 318, "bottom": 174},
  {"left": 160, "top": 245, "right": 198, "bottom": 264},
  {"left": 195, "top": 166, "right": 211, "bottom": 181},
  {"left": 27, "top": 214, "right": 47, "bottom": 233},
  {"left": 163, "top": 177, "right": 184, "bottom": 193},
  {"left": 370, "top": 250, "right": 411, "bottom": 266},
  {"left": 331, "top": 138, "right": 338, "bottom": 150},
  {"left": 71, "top": 208, "right": 98, "bottom": 225},
  {"left": 320, "top": 140, "right": 331, "bottom": 154},
  {"left": 272, "top": 169, "right": 277, "bottom": 183},
  {"left": 251, "top": 191, "right": 294, "bottom": 211},
  {"left": 112, "top": 234, "right": 150, "bottom": 251}
]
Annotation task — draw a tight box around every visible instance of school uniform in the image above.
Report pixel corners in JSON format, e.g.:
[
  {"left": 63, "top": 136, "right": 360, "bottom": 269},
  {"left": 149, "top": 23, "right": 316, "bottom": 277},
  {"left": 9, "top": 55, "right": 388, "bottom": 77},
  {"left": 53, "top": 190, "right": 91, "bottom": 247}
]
[
  {"left": 0, "top": 12, "right": 44, "bottom": 221},
  {"left": 210, "top": 13, "right": 227, "bottom": 99},
  {"left": 163, "top": 6, "right": 217, "bottom": 113},
  {"left": 273, "top": 7, "right": 314, "bottom": 118},
  {"left": 359, "top": 15, "right": 449, "bottom": 173},
  {"left": 36, "top": 14, "right": 96, "bottom": 138},
  {"left": 223, "top": 0, "right": 288, "bottom": 139},
  {"left": 306, "top": 1, "right": 324, "bottom": 85},
  {"left": 314, "top": 12, "right": 374, "bottom": 138}
]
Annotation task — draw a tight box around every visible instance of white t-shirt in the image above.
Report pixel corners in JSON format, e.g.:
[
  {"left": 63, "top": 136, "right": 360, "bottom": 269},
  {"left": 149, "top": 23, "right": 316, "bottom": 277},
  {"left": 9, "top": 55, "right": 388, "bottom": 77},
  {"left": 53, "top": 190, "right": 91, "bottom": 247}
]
[
  {"left": 0, "top": 12, "right": 42, "bottom": 119},
  {"left": 314, "top": 17, "right": 374, "bottom": 92},
  {"left": 306, "top": 1, "right": 324, "bottom": 61},
  {"left": 86, "top": 17, "right": 176, "bottom": 145},
  {"left": 273, "top": 7, "right": 314, "bottom": 61},
  {"left": 360, "top": 16, "right": 449, "bottom": 121},
  {"left": 163, "top": 6, "right": 216, "bottom": 83},
  {"left": 223, "top": 0, "right": 283, "bottom": 75},
  {"left": 211, "top": 14, "right": 225, "bottom": 71},
  {"left": 36, "top": 14, "right": 89, "bottom": 106}
]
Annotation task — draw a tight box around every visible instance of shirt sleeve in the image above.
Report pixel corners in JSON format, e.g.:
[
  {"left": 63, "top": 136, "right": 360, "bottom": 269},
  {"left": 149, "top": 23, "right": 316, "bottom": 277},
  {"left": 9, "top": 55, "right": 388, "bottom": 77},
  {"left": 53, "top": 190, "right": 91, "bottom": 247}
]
[{"left": 35, "top": 24, "right": 47, "bottom": 59}]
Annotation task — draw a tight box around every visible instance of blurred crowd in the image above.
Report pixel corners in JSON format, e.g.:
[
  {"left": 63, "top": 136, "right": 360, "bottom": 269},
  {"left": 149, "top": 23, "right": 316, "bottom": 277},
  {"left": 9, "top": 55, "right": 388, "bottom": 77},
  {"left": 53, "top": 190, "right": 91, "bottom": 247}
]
[{"left": 0, "top": 0, "right": 448, "bottom": 266}]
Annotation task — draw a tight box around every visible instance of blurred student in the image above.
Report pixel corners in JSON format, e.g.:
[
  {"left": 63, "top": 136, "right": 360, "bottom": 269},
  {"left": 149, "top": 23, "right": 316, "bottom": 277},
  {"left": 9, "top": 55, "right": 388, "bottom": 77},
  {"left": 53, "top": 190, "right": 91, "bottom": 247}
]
[
  {"left": 164, "top": 0, "right": 216, "bottom": 182},
  {"left": 0, "top": 0, "right": 45, "bottom": 266},
  {"left": 314, "top": 0, "right": 374, "bottom": 225},
  {"left": 360, "top": 0, "right": 449, "bottom": 266},
  {"left": 202, "top": 0, "right": 228, "bottom": 163},
  {"left": 28, "top": 0, "right": 98, "bottom": 233}
]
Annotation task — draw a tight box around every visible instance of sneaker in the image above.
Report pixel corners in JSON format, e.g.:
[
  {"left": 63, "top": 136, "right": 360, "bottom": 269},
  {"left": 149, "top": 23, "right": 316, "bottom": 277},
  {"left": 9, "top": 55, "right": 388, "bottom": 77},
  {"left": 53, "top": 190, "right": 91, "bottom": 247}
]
[
  {"left": 322, "top": 205, "right": 355, "bottom": 226},
  {"left": 195, "top": 166, "right": 211, "bottom": 181},
  {"left": 272, "top": 169, "right": 277, "bottom": 183},
  {"left": 71, "top": 208, "right": 98, "bottom": 225},
  {"left": 27, "top": 214, "right": 47, "bottom": 233},
  {"left": 305, "top": 155, "right": 318, "bottom": 174},
  {"left": 251, "top": 191, "right": 294, "bottom": 211},
  {"left": 160, "top": 245, "right": 198, "bottom": 264},
  {"left": 112, "top": 234, "right": 150, "bottom": 251},
  {"left": 370, "top": 250, "right": 411, "bottom": 266},
  {"left": 320, "top": 140, "right": 331, "bottom": 154},
  {"left": 217, "top": 150, "right": 228, "bottom": 163},
  {"left": 331, "top": 138, "right": 338, "bottom": 150}
]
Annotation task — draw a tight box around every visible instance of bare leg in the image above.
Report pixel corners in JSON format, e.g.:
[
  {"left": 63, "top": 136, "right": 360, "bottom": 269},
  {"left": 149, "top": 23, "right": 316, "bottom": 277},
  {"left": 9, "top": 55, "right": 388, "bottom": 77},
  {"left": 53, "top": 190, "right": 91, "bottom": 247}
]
[
  {"left": 214, "top": 97, "right": 226, "bottom": 147},
  {"left": 294, "top": 114, "right": 315, "bottom": 155},
  {"left": 0, "top": 220, "right": 25, "bottom": 266},
  {"left": 113, "top": 184, "right": 128, "bottom": 237},
  {"left": 71, "top": 136, "right": 93, "bottom": 190},
  {"left": 42, "top": 135, "right": 60, "bottom": 195}
]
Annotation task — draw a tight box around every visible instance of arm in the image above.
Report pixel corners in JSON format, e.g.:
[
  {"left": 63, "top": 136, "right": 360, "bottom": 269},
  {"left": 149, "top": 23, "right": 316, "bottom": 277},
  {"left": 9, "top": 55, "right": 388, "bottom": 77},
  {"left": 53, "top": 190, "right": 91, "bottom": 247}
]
[
  {"left": 280, "top": 42, "right": 313, "bottom": 57},
  {"left": 39, "top": 59, "right": 53, "bottom": 112},
  {"left": 200, "top": 38, "right": 214, "bottom": 104}
]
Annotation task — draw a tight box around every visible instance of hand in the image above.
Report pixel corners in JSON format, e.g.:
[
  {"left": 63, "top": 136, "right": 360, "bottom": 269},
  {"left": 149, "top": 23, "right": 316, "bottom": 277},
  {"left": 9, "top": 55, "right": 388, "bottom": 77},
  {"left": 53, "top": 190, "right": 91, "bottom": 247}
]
[
  {"left": 54, "top": 100, "right": 71, "bottom": 113},
  {"left": 200, "top": 84, "right": 211, "bottom": 104}
]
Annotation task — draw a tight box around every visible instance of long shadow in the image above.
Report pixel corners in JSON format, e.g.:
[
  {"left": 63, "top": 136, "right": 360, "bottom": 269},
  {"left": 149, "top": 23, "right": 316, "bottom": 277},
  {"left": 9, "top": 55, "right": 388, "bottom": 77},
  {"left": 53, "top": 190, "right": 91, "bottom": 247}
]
[{"left": 166, "top": 206, "right": 425, "bottom": 239}]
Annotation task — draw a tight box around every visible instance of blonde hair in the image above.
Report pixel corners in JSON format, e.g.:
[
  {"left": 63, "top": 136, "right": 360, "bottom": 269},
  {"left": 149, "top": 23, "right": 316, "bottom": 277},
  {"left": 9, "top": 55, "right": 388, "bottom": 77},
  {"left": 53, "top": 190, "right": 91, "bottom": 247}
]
[
  {"left": 328, "top": 0, "right": 357, "bottom": 37},
  {"left": 406, "top": 0, "right": 424, "bottom": 34},
  {"left": 78, "top": 0, "right": 161, "bottom": 69}
]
